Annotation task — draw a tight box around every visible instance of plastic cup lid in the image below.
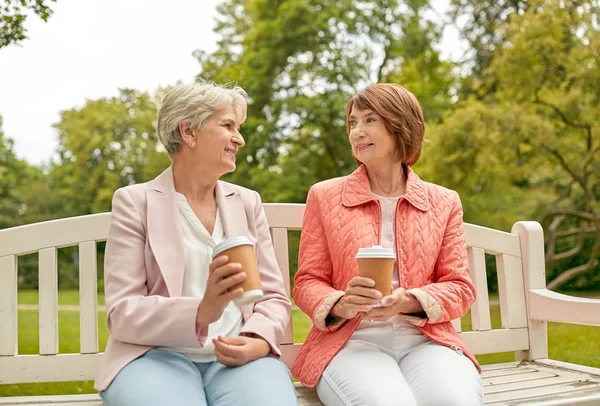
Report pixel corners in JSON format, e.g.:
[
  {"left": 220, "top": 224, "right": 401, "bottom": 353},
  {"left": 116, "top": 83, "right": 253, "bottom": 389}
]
[
  {"left": 212, "top": 236, "right": 254, "bottom": 258},
  {"left": 355, "top": 245, "right": 396, "bottom": 259}
]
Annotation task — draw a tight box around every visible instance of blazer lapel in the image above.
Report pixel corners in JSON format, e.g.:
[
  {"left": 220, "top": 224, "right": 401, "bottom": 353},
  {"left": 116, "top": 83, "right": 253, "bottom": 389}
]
[
  {"left": 146, "top": 167, "right": 185, "bottom": 297},
  {"left": 216, "top": 181, "right": 249, "bottom": 238}
]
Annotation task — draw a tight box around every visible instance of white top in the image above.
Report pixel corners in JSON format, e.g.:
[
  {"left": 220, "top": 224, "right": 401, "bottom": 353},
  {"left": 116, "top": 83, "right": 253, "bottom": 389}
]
[
  {"left": 162, "top": 192, "right": 244, "bottom": 362},
  {"left": 357, "top": 193, "right": 420, "bottom": 331}
]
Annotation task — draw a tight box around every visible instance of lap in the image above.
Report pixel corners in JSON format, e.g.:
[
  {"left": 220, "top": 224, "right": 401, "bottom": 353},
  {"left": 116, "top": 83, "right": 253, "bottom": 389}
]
[
  {"left": 100, "top": 348, "right": 207, "bottom": 406},
  {"left": 317, "top": 340, "right": 417, "bottom": 406},
  {"left": 202, "top": 356, "right": 297, "bottom": 406},
  {"left": 400, "top": 343, "right": 483, "bottom": 406}
]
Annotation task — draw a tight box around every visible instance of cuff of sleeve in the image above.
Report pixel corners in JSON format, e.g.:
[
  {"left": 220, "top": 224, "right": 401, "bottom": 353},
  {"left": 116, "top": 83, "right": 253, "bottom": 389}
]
[
  {"left": 402, "top": 314, "right": 427, "bottom": 327},
  {"left": 196, "top": 325, "right": 209, "bottom": 347},
  {"left": 406, "top": 288, "right": 442, "bottom": 323},
  {"left": 239, "top": 331, "right": 281, "bottom": 358},
  {"left": 313, "top": 290, "right": 345, "bottom": 331},
  {"left": 240, "top": 313, "right": 283, "bottom": 358}
]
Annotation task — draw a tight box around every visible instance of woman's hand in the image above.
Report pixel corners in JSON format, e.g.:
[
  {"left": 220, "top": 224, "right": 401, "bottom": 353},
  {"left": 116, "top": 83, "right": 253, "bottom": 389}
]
[
  {"left": 360, "top": 287, "right": 423, "bottom": 321},
  {"left": 212, "top": 336, "right": 271, "bottom": 367},
  {"left": 330, "top": 276, "right": 382, "bottom": 320},
  {"left": 195, "top": 255, "right": 246, "bottom": 332}
]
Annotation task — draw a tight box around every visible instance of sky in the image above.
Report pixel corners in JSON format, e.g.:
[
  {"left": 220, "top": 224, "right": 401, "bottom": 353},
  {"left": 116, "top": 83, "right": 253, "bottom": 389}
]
[
  {"left": 0, "top": 0, "right": 221, "bottom": 165},
  {"left": 0, "top": 0, "right": 464, "bottom": 166}
]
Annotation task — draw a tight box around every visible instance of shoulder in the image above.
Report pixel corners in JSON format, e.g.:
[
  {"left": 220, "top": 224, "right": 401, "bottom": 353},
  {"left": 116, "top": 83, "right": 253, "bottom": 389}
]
[
  {"left": 421, "top": 181, "right": 461, "bottom": 213},
  {"left": 111, "top": 182, "right": 150, "bottom": 209},
  {"left": 309, "top": 175, "right": 347, "bottom": 197}
]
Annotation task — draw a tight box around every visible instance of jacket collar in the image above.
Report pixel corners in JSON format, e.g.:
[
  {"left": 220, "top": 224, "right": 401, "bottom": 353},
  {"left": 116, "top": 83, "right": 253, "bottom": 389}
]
[
  {"left": 146, "top": 165, "right": 245, "bottom": 297},
  {"left": 342, "top": 164, "right": 430, "bottom": 211}
]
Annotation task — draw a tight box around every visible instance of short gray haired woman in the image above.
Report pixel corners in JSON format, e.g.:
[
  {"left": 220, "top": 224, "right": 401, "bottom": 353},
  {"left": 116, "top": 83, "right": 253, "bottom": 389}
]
[{"left": 96, "top": 81, "right": 298, "bottom": 406}]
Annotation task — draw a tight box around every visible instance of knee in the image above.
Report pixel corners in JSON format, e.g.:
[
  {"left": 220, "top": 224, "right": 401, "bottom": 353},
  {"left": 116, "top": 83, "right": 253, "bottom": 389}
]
[{"left": 233, "top": 358, "right": 296, "bottom": 406}]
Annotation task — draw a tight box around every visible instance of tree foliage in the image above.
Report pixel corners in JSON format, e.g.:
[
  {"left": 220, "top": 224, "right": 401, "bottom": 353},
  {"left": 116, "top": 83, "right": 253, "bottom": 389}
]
[{"left": 0, "top": 0, "right": 56, "bottom": 48}]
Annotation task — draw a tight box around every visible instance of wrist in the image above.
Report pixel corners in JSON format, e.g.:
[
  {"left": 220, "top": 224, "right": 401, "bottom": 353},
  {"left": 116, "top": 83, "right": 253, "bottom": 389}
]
[
  {"left": 330, "top": 296, "right": 348, "bottom": 319},
  {"left": 195, "top": 303, "right": 209, "bottom": 333}
]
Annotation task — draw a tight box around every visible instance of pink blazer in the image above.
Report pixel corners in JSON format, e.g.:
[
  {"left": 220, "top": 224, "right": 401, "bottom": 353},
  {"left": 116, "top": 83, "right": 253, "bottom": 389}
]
[
  {"left": 292, "top": 165, "right": 480, "bottom": 387},
  {"left": 94, "top": 167, "right": 291, "bottom": 391}
]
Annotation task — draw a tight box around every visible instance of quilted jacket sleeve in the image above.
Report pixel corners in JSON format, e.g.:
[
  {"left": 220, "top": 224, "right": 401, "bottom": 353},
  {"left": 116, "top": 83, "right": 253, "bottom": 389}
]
[
  {"left": 293, "top": 186, "right": 346, "bottom": 331},
  {"left": 406, "top": 192, "right": 476, "bottom": 325}
]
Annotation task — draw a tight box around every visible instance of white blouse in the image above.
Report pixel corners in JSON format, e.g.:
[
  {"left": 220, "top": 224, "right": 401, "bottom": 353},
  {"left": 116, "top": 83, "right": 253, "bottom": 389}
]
[
  {"left": 357, "top": 193, "right": 421, "bottom": 331},
  {"left": 162, "top": 192, "right": 244, "bottom": 362}
]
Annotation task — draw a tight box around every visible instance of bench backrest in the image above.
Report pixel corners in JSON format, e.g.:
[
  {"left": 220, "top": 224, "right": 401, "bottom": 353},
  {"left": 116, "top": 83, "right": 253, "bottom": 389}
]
[{"left": 0, "top": 204, "right": 543, "bottom": 384}]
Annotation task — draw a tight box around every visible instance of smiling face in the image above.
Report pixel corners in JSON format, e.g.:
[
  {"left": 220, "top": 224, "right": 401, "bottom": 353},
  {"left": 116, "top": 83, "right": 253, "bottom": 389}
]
[
  {"left": 190, "top": 104, "right": 245, "bottom": 175},
  {"left": 348, "top": 106, "right": 399, "bottom": 167}
]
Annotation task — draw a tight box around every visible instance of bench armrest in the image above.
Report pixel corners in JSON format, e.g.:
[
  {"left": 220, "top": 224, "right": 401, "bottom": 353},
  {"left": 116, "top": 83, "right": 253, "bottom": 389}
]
[{"left": 529, "top": 288, "right": 600, "bottom": 326}]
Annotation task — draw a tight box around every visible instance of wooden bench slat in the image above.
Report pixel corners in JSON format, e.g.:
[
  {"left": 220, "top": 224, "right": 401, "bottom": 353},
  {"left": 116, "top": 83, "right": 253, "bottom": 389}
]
[
  {"left": 0, "top": 214, "right": 110, "bottom": 257},
  {"left": 263, "top": 204, "right": 305, "bottom": 229},
  {"left": 484, "top": 370, "right": 558, "bottom": 386},
  {"left": 462, "top": 328, "right": 529, "bottom": 355},
  {"left": 465, "top": 224, "right": 521, "bottom": 257},
  {"left": 78, "top": 242, "right": 98, "bottom": 354},
  {"left": 485, "top": 375, "right": 586, "bottom": 395},
  {"left": 0, "top": 255, "right": 18, "bottom": 356},
  {"left": 0, "top": 354, "right": 101, "bottom": 384},
  {"left": 0, "top": 394, "right": 101, "bottom": 405},
  {"left": 485, "top": 380, "right": 600, "bottom": 403},
  {"left": 451, "top": 318, "right": 462, "bottom": 332},
  {"left": 496, "top": 254, "right": 528, "bottom": 329},
  {"left": 468, "top": 247, "right": 492, "bottom": 331},
  {"left": 482, "top": 366, "right": 539, "bottom": 379},
  {"left": 39, "top": 248, "right": 58, "bottom": 356},
  {"left": 272, "top": 228, "right": 293, "bottom": 345}
]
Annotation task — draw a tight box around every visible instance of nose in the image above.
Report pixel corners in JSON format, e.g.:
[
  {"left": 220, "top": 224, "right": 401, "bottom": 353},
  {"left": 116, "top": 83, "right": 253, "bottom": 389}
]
[
  {"left": 233, "top": 130, "right": 245, "bottom": 147},
  {"left": 351, "top": 124, "right": 366, "bottom": 139}
]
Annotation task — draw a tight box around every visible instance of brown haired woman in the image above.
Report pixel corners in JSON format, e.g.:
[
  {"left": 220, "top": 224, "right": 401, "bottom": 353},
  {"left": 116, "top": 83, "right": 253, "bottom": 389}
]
[{"left": 292, "top": 83, "right": 484, "bottom": 405}]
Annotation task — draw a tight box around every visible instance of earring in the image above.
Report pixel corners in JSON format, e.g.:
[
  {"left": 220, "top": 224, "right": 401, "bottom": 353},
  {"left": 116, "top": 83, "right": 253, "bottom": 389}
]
[{"left": 191, "top": 142, "right": 196, "bottom": 148}]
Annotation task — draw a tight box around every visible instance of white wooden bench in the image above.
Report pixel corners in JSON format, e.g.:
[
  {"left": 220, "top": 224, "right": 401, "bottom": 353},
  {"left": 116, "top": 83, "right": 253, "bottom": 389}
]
[{"left": 1, "top": 204, "right": 600, "bottom": 405}]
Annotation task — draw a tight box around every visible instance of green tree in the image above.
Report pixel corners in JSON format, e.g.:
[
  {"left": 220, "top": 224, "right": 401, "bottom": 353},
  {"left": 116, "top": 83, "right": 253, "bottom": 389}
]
[
  {"left": 427, "top": 0, "right": 600, "bottom": 289},
  {"left": 51, "top": 88, "right": 170, "bottom": 215},
  {"left": 195, "top": 0, "right": 457, "bottom": 203},
  {"left": 0, "top": 115, "right": 42, "bottom": 228},
  {"left": 0, "top": 0, "right": 56, "bottom": 48}
]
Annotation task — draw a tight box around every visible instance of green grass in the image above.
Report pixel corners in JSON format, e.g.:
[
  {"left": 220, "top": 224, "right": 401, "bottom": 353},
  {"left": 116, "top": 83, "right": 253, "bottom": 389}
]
[
  {"left": 2, "top": 290, "right": 599, "bottom": 397},
  {"left": 18, "top": 290, "right": 105, "bottom": 306}
]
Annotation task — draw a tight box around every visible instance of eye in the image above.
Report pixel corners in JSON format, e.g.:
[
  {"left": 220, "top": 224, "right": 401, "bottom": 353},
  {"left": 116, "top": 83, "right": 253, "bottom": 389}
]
[
  {"left": 349, "top": 120, "right": 357, "bottom": 128},
  {"left": 223, "top": 123, "right": 232, "bottom": 129},
  {"left": 367, "top": 117, "right": 376, "bottom": 123}
]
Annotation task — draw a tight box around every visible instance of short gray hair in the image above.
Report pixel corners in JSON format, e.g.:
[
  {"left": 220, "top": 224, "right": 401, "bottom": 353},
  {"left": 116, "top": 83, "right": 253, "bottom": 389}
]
[{"left": 157, "top": 81, "right": 248, "bottom": 154}]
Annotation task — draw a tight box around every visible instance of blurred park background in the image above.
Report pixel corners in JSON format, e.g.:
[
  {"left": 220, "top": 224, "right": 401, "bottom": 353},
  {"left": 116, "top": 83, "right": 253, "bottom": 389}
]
[{"left": 0, "top": 0, "right": 599, "bottom": 397}]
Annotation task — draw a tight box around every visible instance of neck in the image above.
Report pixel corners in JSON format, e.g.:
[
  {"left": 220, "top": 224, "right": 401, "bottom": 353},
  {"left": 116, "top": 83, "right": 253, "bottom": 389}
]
[
  {"left": 171, "top": 156, "right": 218, "bottom": 203},
  {"left": 365, "top": 161, "right": 407, "bottom": 197}
]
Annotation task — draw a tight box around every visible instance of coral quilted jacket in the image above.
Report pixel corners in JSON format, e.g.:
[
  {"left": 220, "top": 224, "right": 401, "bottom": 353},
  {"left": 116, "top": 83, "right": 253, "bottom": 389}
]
[{"left": 292, "top": 165, "right": 480, "bottom": 387}]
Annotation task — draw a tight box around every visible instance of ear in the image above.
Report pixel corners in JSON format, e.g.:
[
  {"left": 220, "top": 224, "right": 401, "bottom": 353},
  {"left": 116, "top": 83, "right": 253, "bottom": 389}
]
[{"left": 179, "top": 122, "right": 195, "bottom": 147}]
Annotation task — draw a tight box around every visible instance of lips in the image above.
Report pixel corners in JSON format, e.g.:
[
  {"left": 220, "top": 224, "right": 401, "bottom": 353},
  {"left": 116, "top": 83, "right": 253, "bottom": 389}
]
[
  {"left": 356, "top": 143, "right": 374, "bottom": 151},
  {"left": 224, "top": 148, "right": 237, "bottom": 157}
]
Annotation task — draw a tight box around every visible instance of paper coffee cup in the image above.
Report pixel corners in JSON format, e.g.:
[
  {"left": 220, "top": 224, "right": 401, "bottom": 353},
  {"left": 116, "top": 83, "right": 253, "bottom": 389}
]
[
  {"left": 356, "top": 246, "right": 395, "bottom": 304},
  {"left": 212, "top": 236, "right": 263, "bottom": 306}
]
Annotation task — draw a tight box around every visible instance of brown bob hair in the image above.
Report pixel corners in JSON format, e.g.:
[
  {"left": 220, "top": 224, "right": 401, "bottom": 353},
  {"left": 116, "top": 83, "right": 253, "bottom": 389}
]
[{"left": 346, "top": 83, "right": 425, "bottom": 166}]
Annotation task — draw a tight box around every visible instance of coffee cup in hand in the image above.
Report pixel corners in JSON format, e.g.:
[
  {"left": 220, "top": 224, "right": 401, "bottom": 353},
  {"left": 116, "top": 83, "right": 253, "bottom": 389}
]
[
  {"left": 356, "top": 245, "right": 395, "bottom": 306},
  {"left": 212, "top": 237, "right": 263, "bottom": 306}
]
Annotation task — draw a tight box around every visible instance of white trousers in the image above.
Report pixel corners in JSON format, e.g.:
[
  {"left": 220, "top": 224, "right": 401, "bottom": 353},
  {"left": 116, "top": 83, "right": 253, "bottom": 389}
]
[{"left": 316, "top": 322, "right": 483, "bottom": 406}]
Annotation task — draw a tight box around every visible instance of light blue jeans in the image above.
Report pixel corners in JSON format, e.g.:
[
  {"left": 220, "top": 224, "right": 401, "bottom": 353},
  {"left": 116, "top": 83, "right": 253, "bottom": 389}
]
[{"left": 100, "top": 348, "right": 297, "bottom": 406}]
